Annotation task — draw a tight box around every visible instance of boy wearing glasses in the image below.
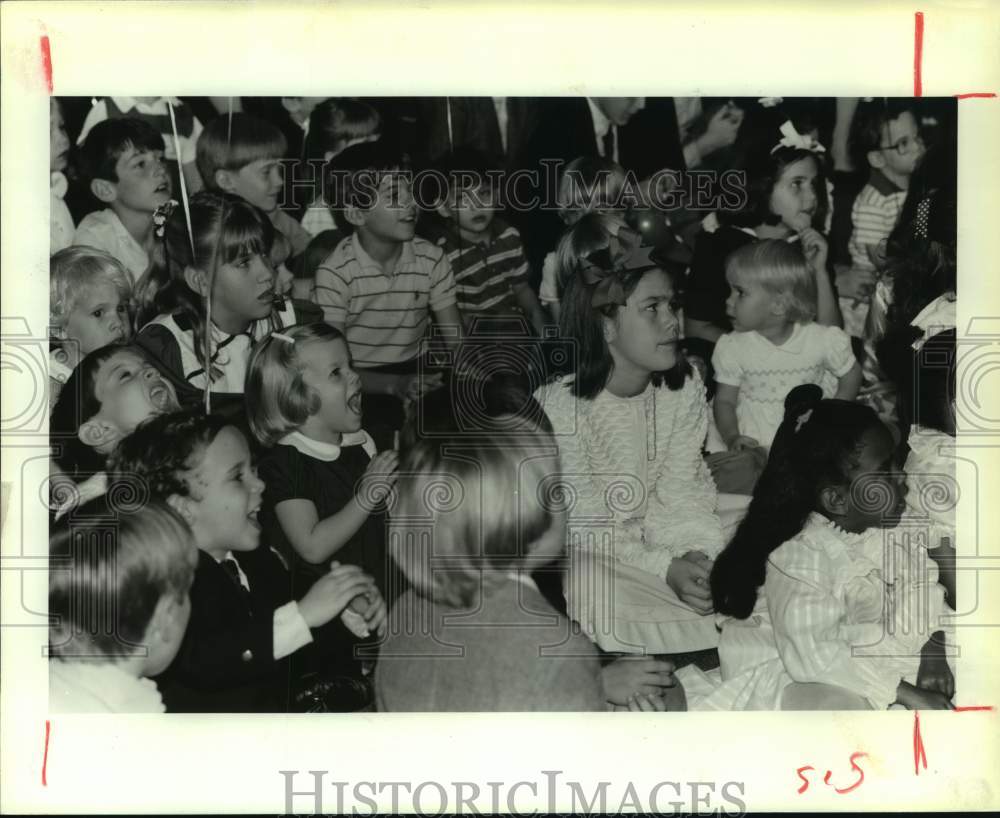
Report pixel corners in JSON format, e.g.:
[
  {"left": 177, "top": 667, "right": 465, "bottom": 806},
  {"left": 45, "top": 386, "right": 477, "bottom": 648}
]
[{"left": 841, "top": 100, "right": 925, "bottom": 337}]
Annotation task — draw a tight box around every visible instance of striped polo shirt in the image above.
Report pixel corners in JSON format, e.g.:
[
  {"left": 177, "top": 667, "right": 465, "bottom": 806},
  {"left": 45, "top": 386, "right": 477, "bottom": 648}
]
[
  {"left": 435, "top": 217, "right": 531, "bottom": 319},
  {"left": 312, "top": 234, "right": 457, "bottom": 368}
]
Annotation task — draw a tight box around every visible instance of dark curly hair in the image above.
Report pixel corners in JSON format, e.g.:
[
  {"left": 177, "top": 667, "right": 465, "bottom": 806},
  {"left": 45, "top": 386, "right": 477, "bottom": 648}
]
[
  {"left": 108, "top": 409, "right": 228, "bottom": 500},
  {"left": 710, "top": 386, "right": 883, "bottom": 619}
]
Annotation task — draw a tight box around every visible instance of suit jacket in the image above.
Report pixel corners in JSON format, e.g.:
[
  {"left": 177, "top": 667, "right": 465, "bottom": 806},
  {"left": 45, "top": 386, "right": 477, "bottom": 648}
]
[
  {"left": 406, "top": 97, "right": 541, "bottom": 170},
  {"left": 156, "top": 547, "right": 294, "bottom": 713},
  {"left": 526, "top": 97, "right": 684, "bottom": 180}
]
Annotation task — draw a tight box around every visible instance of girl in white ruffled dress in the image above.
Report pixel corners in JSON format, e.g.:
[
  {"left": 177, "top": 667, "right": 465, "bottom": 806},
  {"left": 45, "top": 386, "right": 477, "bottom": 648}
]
[{"left": 681, "top": 390, "right": 953, "bottom": 710}]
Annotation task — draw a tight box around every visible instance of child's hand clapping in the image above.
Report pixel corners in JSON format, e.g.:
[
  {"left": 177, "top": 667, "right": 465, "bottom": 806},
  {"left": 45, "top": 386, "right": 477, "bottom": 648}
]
[
  {"left": 298, "top": 563, "right": 377, "bottom": 629},
  {"left": 359, "top": 450, "right": 399, "bottom": 507}
]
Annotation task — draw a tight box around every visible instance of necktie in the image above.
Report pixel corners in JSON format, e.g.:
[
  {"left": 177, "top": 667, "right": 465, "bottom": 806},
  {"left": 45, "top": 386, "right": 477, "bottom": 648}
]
[{"left": 602, "top": 126, "right": 615, "bottom": 161}]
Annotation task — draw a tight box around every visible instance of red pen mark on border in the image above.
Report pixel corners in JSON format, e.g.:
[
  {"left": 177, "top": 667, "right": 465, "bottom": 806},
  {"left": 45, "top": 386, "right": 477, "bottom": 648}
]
[
  {"left": 913, "top": 710, "right": 928, "bottom": 775},
  {"left": 39, "top": 35, "right": 53, "bottom": 94},
  {"left": 954, "top": 705, "right": 995, "bottom": 712},
  {"left": 915, "top": 11, "right": 995, "bottom": 99},
  {"left": 42, "top": 720, "right": 51, "bottom": 786}
]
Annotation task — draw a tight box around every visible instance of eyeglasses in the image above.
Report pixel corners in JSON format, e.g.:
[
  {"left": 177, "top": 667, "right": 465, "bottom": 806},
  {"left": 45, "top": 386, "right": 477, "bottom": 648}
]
[{"left": 878, "top": 133, "right": 924, "bottom": 155}]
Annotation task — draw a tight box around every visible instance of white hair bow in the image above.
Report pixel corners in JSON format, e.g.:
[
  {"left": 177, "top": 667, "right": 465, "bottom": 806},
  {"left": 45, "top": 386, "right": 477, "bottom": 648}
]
[{"left": 771, "top": 120, "right": 826, "bottom": 155}]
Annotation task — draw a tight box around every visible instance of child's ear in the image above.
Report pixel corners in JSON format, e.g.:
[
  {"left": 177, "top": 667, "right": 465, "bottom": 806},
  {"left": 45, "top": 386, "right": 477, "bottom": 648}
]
[
  {"left": 602, "top": 313, "right": 619, "bottom": 344},
  {"left": 771, "top": 294, "right": 790, "bottom": 317},
  {"left": 166, "top": 494, "right": 197, "bottom": 526},
  {"left": 214, "top": 168, "right": 237, "bottom": 194},
  {"left": 183, "top": 265, "right": 208, "bottom": 297},
  {"left": 818, "top": 484, "right": 848, "bottom": 518},
  {"left": 90, "top": 178, "right": 117, "bottom": 204},
  {"left": 344, "top": 205, "right": 368, "bottom": 229},
  {"left": 78, "top": 417, "right": 121, "bottom": 453},
  {"left": 866, "top": 149, "right": 886, "bottom": 170}
]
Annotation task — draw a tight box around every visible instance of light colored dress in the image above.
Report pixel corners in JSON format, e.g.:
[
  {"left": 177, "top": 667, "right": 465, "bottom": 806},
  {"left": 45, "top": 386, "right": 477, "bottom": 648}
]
[
  {"left": 49, "top": 661, "right": 165, "bottom": 713},
  {"left": 535, "top": 370, "right": 725, "bottom": 654},
  {"left": 680, "top": 513, "right": 950, "bottom": 710},
  {"left": 710, "top": 322, "right": 856, "bottom": 451}
]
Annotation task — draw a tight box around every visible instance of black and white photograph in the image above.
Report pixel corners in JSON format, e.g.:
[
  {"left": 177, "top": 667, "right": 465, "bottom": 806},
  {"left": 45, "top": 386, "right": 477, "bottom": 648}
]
[{"left": 2, "top": 2, "right": 998, "bottom": 815}]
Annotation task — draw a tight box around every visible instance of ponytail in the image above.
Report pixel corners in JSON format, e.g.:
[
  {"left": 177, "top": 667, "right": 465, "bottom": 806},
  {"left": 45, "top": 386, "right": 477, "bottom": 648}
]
[{"left": 710, "top": 386, "right": 881, "bottom": 619}]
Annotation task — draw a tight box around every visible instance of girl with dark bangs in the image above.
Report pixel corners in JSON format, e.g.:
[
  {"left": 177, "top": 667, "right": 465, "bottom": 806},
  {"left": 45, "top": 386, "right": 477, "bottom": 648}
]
[
  {"left": 134, "top": 191, "right": 309, "bottom": 397},
  {"left": 535, "top": 211, "right": 726, "bottom": 658}
]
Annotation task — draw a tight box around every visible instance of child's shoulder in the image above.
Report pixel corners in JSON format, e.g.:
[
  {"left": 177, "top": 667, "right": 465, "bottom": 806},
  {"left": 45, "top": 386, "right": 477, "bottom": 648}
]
[
  {"left": 74, "top": 207, "right": 120, "bottom": 236},
  {"left": 408, "top": 234, "right": 447, "bottom": 263}
]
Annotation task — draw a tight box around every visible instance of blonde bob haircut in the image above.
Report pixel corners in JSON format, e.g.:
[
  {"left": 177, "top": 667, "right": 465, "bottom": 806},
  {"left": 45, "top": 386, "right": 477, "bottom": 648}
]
[
  {"left": 390, "top": 415, "right": 562, "bottom": 610},
  {"left": 50, "top": 245, "right": 133, "bottom": 329},
  {"left": 245, "top": 321, "right": 347, "bottom": 447},
  {"left": 725, "top": 239, "right": 818, "bottom": 323}
]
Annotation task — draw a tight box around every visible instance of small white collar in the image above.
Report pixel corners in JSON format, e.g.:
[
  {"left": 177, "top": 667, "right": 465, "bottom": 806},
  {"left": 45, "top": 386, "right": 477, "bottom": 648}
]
[{"left": 278, "top": 429, "right": 375, "bottom": 462}]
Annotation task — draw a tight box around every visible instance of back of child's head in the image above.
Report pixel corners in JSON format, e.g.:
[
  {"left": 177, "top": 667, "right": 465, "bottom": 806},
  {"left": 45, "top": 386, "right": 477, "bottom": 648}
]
[
  {"left": 50, "top": 246, "right": 133, "bottom": 332},
  {"left": 725, "top": 239, "right": 817, "bottom": 323},
  {"left": 710, "top": 387, "right": 884, "bottom": 619},
  {"left": 883, "top": 327, "right": 956, "bottom": 439},
  {"left": 304, "top": 99, "right": 382, "bottom": 160},
  {"left": 245, "top": 322, "right": 347, "bottom": 447},
  {"left": 557, "top": 155, "right": 627, "bottom": 223},
  {"left": 392, "top": 382, "right": 560, "bottom": 609},
  {"left": 849, "top": 98, "right": 917, "bottom": 169},
  {"left": 326, "top": 139, "right": 407, "bottom": 232},
  {"left": 556, "top": 211, "right": 690, "bottom": 398},
  {"left": 196, "top": 112, "right": 288, "bottom": 190},
  {"left": 48, "top": 495, "right": 196, "bottom": 661},
  {"left": 50, "top": 342, "right": 139, "bottom": 476},
  {"left": 77, "top": 117, "right": 164, "bottom": 186},
  {"left": 293, "top": 228, "right": 346, "bottom": 283},
  {"left": 109, "top": 409, "right": 228, "bottom": 501},
  {"left": 135, "top": 190, "right": 275, "bottom": 335}
]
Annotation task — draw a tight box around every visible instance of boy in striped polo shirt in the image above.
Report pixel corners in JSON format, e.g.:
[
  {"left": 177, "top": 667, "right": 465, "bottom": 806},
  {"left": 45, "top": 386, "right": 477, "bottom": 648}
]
[
  {"left": 839, "top": 100, "right": 925, "bottom": 337},
  {"left": 431, "top": 149, "right": 547, "bottom": 337},
  {"left": 311, "top": 141, "right": 463, "bottom": 447}
]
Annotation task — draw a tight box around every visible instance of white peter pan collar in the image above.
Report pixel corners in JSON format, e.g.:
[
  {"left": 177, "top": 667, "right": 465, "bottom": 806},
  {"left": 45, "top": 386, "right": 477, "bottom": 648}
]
[{"left": 278, "top": 429, "right": 376, "bottom": 462}]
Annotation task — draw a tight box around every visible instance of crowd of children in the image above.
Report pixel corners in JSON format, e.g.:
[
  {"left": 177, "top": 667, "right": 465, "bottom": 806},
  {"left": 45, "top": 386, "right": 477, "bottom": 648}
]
[{"left": 48, "top": 95, "right": 957, "bottom": 713}]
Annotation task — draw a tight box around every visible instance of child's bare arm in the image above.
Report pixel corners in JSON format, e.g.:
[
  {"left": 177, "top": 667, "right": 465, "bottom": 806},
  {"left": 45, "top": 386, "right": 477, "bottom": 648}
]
[
  {"left": 274, "top": 452, "right": 398, "bottom": 565},
  {"left": 431, "top": 303, "right": 465, "bottom": 354},
  {"left": 511, "top": 281, "right": 548, "bottom": 336},
  {"left": 714, "top": 383, "right": 755, "bottom": 450},
  {"left": 834, "top": 361, "right": 863, "bottom": 400}
]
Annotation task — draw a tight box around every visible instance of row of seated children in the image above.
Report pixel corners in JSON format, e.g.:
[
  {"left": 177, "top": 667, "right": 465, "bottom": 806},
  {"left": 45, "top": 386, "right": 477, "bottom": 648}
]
[{"left": 49, "top": 318, "right": 956, "bottom": 713}]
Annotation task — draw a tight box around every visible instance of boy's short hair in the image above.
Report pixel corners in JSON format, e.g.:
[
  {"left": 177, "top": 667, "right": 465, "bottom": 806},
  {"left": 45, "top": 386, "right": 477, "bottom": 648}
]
[
  {"left": 245, "top": 322, "right": 346, "bottom": 447},
  {"left": 50, "top": 342, "right": 136, "bottom": 476},
  {"left": 77, "top": 117, "right": 165, "bottom": 185},
  {"left": 725, "top": 239, "right": 817, "bottom": 323},
  {"left": 48, "top": 496, "right": 196, "bottom": 659},
  {"left": 293, "top": 229, "right": 346, "bottom": 281},
  {"left": 109, "top": 409, "right": 228, "bottom": 501},
  {"left": 326, "top": 139, "right": 407, "bottom": 231},
  {"left": 306, "top": 99, "right": 382, "bottom": 158},
  {"left": 392, "top": 381, "right": 558, "bottom": 609},
  {"left": 50, "top": 246, "right": 133, "bottom": 328},
  {"left": 196, "top": 112, "right": 288, "bottom": 189},
  {"left": 850, "top": 98, "right": 916, "bottom": 169},
  {"left": 557, "top": 155, "right": 626, "bottom": 215}
]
